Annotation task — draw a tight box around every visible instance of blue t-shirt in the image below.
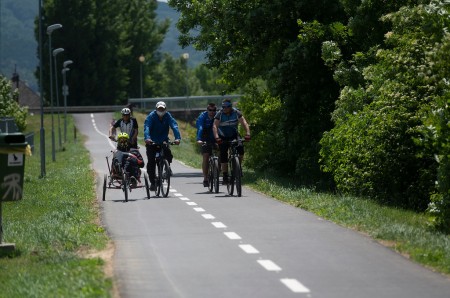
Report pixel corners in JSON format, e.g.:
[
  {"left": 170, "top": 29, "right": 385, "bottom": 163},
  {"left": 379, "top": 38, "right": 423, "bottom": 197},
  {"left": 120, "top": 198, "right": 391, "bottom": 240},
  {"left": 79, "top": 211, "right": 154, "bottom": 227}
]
[
  {"left": 196, "top": 111, "right": 215, "bottom": 142},
  {"left": 214, "top": 108, "right": 242, "bottom": 138},
  {"left": 144, "top": 111, "right": 181, "bottom": 144}
]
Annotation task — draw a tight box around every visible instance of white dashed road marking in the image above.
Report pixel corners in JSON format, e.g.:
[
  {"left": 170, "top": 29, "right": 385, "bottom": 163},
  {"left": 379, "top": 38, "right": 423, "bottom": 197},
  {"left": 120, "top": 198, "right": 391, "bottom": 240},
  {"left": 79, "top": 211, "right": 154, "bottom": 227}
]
[
  {"left": 193, "top": 207, "right": 205, "bottom": 212},
  {"left": 280, "top": 279, "right": 310, "bottom": 293},
  {"left": 211, "top": 222, "right": 227, "bottom": 228},
  {"left": 186, "top": 202, "right": 197, "bottom": 206},
  {"left": 202, "top": 214, "right": 215, "bottom": 219},
  {"left": 257, "top": 260, "right": 282, "bottom": 272},
  {"left": 224, "top": 232, "right": 241, "bottom": 240},
  {"left": 239, "top": 244, "right": 259, "bottom": 254}
]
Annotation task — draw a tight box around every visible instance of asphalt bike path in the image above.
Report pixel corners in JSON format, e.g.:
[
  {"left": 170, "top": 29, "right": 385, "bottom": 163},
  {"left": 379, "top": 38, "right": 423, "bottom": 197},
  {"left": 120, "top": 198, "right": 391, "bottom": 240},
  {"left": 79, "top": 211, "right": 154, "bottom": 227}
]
[{"left": 74, "top": 113, "right": 450, "bottom": 298}]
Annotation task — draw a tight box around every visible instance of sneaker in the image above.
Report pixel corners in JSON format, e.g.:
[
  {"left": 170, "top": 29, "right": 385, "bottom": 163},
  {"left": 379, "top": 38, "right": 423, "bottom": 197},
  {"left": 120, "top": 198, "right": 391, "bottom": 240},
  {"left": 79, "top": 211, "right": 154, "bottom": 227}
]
[
  {"left": 203, "top": 180, "right": 209, "bottom": 187},
  {"left": 130, "top": 176, "right": 137, "bottom": 187},
  {"left": 222, "top": 173, "right": 229, "bottom": 185},
  {"left": 149, "top": 182, "right": 156, "bottom": 191}
]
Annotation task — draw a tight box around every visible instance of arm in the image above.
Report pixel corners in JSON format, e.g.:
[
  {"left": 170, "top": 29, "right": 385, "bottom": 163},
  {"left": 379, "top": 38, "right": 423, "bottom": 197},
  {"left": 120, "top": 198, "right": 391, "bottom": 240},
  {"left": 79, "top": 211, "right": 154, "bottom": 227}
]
[
  {"left": 169, "top": 115, "right": 181, "bottom": 142},
  {"left": 239, "top": 116, "right": 250, "bottom": 136},
  {"left": 196, "top": 113, "right": 205, "bottom": 142},
  {"left": 144, "top": 114, "right": 152, "bottom": 144},
  {"left": 213, "top": 118, "right": 220, "bottom": 140},
  {"left": 109, "top": 120, "right": 117, "bottom": 139},
  {"left": 132, "top": 118, "right": 139, "bottom": 143}
]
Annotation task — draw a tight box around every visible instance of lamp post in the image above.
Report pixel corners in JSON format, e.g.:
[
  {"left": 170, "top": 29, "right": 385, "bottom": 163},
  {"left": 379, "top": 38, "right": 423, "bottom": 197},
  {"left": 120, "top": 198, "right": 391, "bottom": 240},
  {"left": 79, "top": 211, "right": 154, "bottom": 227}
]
[
  {"left": 38, "top": 0, "right": 46, "bottom": 177},
  {"left": 47, "top": 24, "right": 62, "bottom": 162},
  {"left": 182, "top": 53, "right": 189, "bottom": 121},
  {"left": 139, "top": 55, "right": 145, "bottom": 99},
  {"left": 62, "top": 60, "right": 73, "bottom": 143},
  {"left": 53, "top": 48, "right": 64, "bottom": 150}
]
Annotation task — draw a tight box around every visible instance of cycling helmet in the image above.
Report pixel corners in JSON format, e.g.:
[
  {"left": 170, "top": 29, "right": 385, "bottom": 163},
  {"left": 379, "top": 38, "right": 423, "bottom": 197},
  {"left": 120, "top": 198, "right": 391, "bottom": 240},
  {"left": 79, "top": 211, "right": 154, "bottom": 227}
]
[
  {"left": 117, "top": 132, "right": 130, "bottom": 152},
  {"left": 121, "top": 108, "right": 131, "bottom": 115}
]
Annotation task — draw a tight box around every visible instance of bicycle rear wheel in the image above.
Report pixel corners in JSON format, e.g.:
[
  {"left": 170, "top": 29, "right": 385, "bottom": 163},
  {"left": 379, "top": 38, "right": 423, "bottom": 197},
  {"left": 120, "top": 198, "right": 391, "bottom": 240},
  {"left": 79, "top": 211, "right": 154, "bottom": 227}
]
[
  {"left": 102, "top": 174, "right": 107, "bottom": 201},
  {"left": 155, "top": 163, "right": 161, "bottom": 197},
  {"left": 161, "top": 159, "right": 171, "bottom": 197}
]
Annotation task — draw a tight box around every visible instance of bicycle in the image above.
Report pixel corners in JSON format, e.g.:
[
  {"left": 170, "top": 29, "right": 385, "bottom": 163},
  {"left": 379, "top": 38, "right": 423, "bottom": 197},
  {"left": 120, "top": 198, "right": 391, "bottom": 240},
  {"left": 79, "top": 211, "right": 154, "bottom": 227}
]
[
  {"left": 202, "top": 142, "right": 220, "bottom": 193},
  {"left": 103, "top": 149, "right": 150, "bottom": 202},
  {"left": 225, "top": 138, "right": 244, "bottom": 197},
  {"left": 150, "top": 141, "right": 176, "bottom": 197}
]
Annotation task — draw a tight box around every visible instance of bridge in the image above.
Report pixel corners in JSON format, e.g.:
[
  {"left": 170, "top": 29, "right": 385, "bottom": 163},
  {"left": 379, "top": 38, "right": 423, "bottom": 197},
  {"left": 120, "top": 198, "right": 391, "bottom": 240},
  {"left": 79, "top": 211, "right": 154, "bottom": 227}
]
[{"left": 31, "top": 95, "right": 242, "bottom": 120}]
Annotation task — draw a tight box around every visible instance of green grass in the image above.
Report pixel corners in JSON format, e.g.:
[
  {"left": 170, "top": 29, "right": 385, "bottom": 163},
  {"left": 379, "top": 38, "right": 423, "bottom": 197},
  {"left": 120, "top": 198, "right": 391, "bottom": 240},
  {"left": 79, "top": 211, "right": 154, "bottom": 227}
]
[
  {"left": 163, "top": 113, "right": 450, "bottom": 276},
  {"left": 0, "top": 114, "right": 111, "bottom": 297}
]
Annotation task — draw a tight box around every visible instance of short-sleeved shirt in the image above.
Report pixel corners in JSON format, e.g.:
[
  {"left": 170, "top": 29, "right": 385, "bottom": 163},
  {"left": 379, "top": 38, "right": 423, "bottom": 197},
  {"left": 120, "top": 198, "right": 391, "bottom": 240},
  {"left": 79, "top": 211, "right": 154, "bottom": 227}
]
[
  {"left": 113, "top": 118, "right": 138, "bottom": 139},
  {"left": 196, "top": 111, "right": 215, "bottom": 142},
  {"left": 214, "top": 108, "right": 242, "bottom": 138}
]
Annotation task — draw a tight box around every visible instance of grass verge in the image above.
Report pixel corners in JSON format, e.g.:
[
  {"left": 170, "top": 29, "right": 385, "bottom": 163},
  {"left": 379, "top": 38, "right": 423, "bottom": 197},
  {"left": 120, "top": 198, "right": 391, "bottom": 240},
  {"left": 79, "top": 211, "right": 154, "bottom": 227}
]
[
  {"left": 149, "top": 112, "right": 450, "bottom": 277},
  {"left": 0, "top": 114, "right": 111, "bottom": 297}
]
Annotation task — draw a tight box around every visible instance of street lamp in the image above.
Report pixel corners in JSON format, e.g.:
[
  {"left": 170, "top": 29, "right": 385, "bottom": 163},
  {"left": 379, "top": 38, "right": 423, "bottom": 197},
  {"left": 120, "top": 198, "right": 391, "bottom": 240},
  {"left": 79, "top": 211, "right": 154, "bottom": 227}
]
[
  {"left": 53, "top": 48, "right": 64, "bottom": 149},
  {"left": 182, "top": 53, "right": 189, "bottom": 121},
  {"left": 47, "top": 24, "right": 62, "bottom": 162},
  {"left": 139, "top": 55, "right": 145, "bottom": 99},
  {"left": 38, "top": 0, "right": 46, "bottom": 177},
  {"left": 62, "top": 60, "right": 73, "bottom": 143}
]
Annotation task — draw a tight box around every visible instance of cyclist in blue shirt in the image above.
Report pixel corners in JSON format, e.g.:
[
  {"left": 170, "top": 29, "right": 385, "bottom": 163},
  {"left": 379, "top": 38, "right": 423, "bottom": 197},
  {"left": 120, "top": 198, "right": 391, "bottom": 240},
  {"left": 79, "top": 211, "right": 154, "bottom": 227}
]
[
  {"left": 213, "top": 98, "right": 251, "bottom": 184},
  {"left": 196, "top": 103, "right": 218, "bottom": 187},
  {"left": 144, "top": 101, "right": 181, "bottom": 190}
]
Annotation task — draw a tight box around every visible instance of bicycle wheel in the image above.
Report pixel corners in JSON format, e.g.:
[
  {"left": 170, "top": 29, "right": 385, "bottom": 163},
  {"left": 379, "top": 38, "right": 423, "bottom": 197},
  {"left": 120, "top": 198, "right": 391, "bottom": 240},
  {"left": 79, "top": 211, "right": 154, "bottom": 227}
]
[
  {"left": 155, "top": 163, "right": 161, "bottom": 197},
  {"left": 233, "top": 157, "right": 242, "bottom": 197},
  {"left": 213, "top": 158, "right": 220, "bottom": 193},
  {"left": 102, "top": 174, "right": 107, "bottom": 201},
  {"left": 122, "top": 172, "right": 128, "bottom": 202},
  {"left": 161, "top": 159, "right": 171, "bottom": 197},
  {"left": 227, "top": 158, "right": 235, "bottom": 196},
  {"left": 144, "top": 173, "right": 151, "bottom": 199},
  {"left": 207, "top": 157, "right": 214, "bottom": 192}
]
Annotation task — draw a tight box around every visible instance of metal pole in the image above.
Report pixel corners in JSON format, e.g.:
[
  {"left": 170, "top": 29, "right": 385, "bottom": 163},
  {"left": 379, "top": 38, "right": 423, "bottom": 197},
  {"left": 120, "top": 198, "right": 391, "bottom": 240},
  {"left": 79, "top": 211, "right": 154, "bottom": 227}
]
[
  {"left": 48, "top": 34, "right": 55, "bottom": 162},
  {"left": 53, "top": 49, "right": 64, "bottom": 149},
  {"left": 38, "top": 0, "right": 46, "bottom": 177},
  {"left": 140, "top": 63, "right": 143, "bottom": 99},
  {"left": 62, "top": 69, "right": 67, "bottom": 142}
]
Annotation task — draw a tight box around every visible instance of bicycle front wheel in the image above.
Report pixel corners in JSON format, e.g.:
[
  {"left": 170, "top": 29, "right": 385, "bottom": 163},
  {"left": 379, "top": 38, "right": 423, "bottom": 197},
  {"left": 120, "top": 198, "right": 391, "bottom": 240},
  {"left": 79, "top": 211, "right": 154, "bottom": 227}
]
[
  {"left": 213, "top": 158, "right": 220, "bottom": 193},
  {"left": 207, "top": 157, "right": 214, "bottom": 192},
  {"left": 161, "top": 159, "right": 171, "bottom": 197},
  {"left": 122, "top": 172, "right": 128, "bottom": 202},
  {"left": 227, "top": 158, "right": 235, "bottom": 196},
  {"left": 233, "top": 157, "right": 242, "bottom": 197}
]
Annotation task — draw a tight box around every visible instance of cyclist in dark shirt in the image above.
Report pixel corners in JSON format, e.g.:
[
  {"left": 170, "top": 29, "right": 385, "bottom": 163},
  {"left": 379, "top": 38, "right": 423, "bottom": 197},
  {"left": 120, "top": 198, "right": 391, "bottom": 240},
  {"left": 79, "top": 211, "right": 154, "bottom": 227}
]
[
  {"left": 109, "top": 107, "right": 139, "bottom": 148},
  {"left": 213, "top": 98, "right": 251, "bottom": 184},
  {"left": 196, "top": 103, "right": 217, "bottom": 187}
]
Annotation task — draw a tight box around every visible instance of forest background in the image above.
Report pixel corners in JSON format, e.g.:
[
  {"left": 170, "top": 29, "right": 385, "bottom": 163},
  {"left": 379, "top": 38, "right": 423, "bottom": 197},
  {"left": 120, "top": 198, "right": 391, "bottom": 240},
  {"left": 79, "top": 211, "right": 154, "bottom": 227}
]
[{"left": 1, "top": 0, "right": 450, "bottom": 231}]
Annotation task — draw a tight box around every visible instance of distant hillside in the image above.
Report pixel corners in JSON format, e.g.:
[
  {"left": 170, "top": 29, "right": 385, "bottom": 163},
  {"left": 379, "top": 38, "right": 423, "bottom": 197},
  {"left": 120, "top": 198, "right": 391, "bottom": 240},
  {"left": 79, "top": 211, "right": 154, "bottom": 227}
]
[{"left": 0, "top": 0, "right": 205, "bottom": 92}]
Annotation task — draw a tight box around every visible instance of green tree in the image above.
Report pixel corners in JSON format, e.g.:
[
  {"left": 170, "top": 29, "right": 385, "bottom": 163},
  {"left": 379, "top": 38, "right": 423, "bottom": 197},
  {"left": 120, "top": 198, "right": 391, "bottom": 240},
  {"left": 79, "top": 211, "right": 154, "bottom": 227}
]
[
  {"left": 320, "top": 1, "right": 450, "bottom": 211},
  {"left": 0, "top": 75, "right": 28, "bottom": 131},
  {"left": 36, "top": 0, "right": 168, "bottom": 106}
]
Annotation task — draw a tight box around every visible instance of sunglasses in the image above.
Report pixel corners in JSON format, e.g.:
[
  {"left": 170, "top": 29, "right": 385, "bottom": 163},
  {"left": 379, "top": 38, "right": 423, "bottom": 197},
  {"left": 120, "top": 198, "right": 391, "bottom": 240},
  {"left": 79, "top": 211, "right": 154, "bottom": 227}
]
[{"left": 208, "top": 109, "right": 216, "bottom": 112}]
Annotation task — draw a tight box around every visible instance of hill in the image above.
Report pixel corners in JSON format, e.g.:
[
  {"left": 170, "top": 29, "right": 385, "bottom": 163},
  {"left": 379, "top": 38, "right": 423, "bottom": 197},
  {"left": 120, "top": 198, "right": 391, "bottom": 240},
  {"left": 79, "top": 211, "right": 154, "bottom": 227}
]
[{"left": 0, "top": 0, "right": 205, "bottom": 92}]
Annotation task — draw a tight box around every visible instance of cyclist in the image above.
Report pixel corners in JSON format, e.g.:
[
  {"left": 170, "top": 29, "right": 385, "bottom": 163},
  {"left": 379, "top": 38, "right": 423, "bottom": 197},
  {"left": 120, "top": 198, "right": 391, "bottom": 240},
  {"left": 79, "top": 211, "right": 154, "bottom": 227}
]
[
  {"left": 196, "top": 103, "right": 218, "bottom": 187},
  {"left": 109, "top": 107, "right": 139, "bottom": 148},
  {"left": 115, "top": 132, "right": 145, "bottom": 187},
  {"left": 144, "top": 101, "right": 181, "bottom": 190},
  {"left": 213, "top": 98, "right": 251, "bottom": 184}
]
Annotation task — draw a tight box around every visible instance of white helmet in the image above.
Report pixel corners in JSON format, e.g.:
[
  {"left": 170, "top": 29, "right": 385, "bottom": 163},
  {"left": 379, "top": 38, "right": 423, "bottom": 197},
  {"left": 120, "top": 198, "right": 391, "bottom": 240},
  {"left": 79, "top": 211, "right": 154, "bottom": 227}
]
[{"left": 121, "top": 107, "right": 131, "bottom": 115}]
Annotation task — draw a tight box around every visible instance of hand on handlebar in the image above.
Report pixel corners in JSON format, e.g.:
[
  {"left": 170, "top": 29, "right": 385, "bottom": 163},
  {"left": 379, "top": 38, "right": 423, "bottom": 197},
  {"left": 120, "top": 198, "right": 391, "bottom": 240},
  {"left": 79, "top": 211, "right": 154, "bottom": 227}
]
[
  {"left": 244, "top": 134, "right": 251, "bottom": 142},
  {"left": 145, "top": 139, "right": 153, "bottom": 145},
  {"left": 174, "top": 139, "right": 181, "bottom": 145},
  {"left": 216, "top": 138, "right": 223, "bottom": 145},
  {"left": 109, "top": 136, "right": 116, "bottom": 141}
]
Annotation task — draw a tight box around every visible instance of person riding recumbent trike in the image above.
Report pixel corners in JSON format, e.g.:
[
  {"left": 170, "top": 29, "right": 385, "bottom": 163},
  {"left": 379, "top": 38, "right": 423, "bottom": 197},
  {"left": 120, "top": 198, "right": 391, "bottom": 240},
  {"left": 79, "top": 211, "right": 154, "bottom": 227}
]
[{"left": 102, "top": 132, "right": 151, "bottom": 202}]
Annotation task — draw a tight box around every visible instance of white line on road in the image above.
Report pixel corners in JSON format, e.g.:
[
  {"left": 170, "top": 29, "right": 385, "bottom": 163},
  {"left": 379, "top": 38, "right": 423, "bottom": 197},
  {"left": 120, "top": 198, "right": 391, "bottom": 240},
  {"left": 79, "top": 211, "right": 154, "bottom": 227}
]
[
  {"left": 202, "top": 214, "right": 215, "bottom": 219},
  {"left": 224, "top": 232, "right": 242, "bottom": 240},
  {"left": 239, "top": 244, "right": 259, "bottom": 254},
  {"left": 193, "top": 207, "right": 205, "bottom": 212},
  {"left": 179, "top": 197, "right": 189, "bottom": 201},
  {"left": 169, "top": 189, "right": 177, "bottom": 192},
  {"left": 212, "top": 222, "right": 227, "bottom": 228},
  {"left": 257, "top": 260, "right": 282, "bottom": 272},
  {"left": 186, "top": 202, "right": 197, "bottom": 206},
  {"left": 280, "top": 279, "right": 310, "bottom": 293},
  {"left": 174, "top": 193, "right": 183, "bottom": 197}
]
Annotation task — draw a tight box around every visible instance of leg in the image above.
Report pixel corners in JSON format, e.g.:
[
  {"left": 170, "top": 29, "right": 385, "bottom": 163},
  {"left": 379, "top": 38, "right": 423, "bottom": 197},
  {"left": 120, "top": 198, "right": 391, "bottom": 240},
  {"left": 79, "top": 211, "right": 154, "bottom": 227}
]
[{"left": 146, "top": 145, "right": 157, "bottom": 184}]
